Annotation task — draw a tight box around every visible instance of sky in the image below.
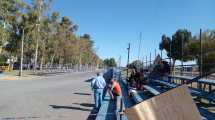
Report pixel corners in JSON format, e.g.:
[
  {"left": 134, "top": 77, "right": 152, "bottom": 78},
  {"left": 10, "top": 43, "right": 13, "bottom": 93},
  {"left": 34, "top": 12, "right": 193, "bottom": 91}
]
[{"left": 51, "top": 0, "right": 215, "bottom": 66}]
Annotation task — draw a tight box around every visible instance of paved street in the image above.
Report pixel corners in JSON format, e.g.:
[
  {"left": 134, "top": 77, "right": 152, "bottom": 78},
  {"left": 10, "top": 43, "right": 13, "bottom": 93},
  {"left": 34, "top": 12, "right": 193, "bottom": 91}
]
[{"left": 0, "top": 71, "right": 98, "bottom": 120}]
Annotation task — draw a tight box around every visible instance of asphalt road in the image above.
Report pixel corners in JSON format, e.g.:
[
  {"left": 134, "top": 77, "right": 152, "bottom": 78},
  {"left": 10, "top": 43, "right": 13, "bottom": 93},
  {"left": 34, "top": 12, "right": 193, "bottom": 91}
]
[{"left": 0, "top": 71, "right": 98, "bottom": 120}]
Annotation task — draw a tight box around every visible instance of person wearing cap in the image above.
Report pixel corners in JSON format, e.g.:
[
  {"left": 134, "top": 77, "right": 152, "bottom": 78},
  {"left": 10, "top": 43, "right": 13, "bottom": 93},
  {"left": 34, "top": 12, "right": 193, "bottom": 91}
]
[{"left": 91, "top": 72, "right": 106, "bottom": 109}]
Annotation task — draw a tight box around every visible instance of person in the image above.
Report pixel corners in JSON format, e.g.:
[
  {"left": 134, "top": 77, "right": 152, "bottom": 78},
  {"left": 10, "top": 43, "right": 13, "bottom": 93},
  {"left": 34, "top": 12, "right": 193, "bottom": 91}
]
[
  {"left": 128, "top": 69, "right": 136, "bottom": 86},
  {"left": 91, "top": 72, "right": 106, "bottom": 110},
  {"left": 134, "top": 69, "right": 141, "bottom": 89},
  {"left": 128, "top": 79, "right": 137, "bottom": 97},
  {"left": 139, "top": 68, "right": 147, "bottom": 90},
  {"left": 108, "top": 78, "right": 122, "bottom": 100},
  {"left": 108, "top": 78, "right": 124, "bottom": 114}
]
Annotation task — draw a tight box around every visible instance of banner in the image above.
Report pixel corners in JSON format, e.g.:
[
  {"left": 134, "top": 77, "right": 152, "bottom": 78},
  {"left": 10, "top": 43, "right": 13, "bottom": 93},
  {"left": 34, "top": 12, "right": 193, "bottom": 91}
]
[{"left": 125, "top": 85, "right": 201, "bottom": 120}]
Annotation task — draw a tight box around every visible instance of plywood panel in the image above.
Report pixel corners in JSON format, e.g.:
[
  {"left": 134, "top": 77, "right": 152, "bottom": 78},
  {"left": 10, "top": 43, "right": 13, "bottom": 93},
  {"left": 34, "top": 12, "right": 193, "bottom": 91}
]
[{"left": 125, "top": 85, "right": 201, "bottom": 120}]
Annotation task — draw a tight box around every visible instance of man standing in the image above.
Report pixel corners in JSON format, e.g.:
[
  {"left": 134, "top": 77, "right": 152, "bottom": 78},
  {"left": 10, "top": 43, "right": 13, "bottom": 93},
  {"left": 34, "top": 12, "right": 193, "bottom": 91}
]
[{"left": 91, "top": 73, "right": 106, "bottom": 110}]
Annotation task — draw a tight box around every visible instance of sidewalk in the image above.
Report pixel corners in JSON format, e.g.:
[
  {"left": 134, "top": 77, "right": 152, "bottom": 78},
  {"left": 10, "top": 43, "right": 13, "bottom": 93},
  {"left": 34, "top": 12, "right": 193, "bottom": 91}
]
[
  {"left": 0, "top": 70, "right": 40, "bottom": 81},
  {"left": 0, "top": 69, "right": 103, "bottom": 81}
]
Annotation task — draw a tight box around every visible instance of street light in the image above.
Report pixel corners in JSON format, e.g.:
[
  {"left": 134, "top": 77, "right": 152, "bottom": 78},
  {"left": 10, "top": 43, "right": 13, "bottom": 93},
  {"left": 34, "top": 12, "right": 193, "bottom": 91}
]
[
  {"left": 19, "top": 24, "right": 37, "bottom": 76},
  {"left": 19, "top": 28, "right": 24, "bottom": 76}
]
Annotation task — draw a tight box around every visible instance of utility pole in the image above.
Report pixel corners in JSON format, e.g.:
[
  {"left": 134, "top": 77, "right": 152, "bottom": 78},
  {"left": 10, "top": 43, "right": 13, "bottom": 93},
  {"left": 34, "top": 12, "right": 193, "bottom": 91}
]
[
  {"left": 118, "top": 56, "right": 121, "bottom": 68},
  {"left": 19, "top": 28, "right": 24, "bottom": 76},
  {"left": 150, "top": 52, "right": 152, "bottom": 66},
  {"left": 126, "top": 43, "right": 131, "bottom": 78},
  {"left": 155, "top": 49, "right": 157, "bottom": 59},
  {"left": 181, "top": 36, "right": 184, "bottom": 76},
  {"left": 137, "top": 32, "right": 142, "bottom": 61},
  {"left": 200, "top": 29, "right": 202, "bottom": 76},
  {"left": 170, "top": 42, "right": 172, "bottom": 75},
  {"left": 146, "top": 55, "right": 147, "bottom": 69}
]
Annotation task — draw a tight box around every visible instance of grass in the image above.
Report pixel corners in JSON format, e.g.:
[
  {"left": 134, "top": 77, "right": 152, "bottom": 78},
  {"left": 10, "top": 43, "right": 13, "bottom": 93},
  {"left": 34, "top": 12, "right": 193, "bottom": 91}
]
[{"left": 3, "top": 70, "right": 34, "bottom": 76}]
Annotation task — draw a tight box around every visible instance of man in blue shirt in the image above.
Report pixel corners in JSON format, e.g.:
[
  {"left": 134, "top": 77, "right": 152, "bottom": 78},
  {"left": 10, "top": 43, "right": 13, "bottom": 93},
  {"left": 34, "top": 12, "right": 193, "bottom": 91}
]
[{"left": 91, "top": 72, "right": 106, "bottom": 109}]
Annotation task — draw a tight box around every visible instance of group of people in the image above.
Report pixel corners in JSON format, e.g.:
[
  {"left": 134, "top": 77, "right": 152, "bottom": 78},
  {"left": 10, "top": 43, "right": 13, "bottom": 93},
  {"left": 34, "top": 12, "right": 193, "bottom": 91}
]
[
  {"left": 128, "top": 68, "right": 147, "bottom": 90},
  {"left": 91, "top": 72, "right": 122, "bottom": 110},
  {"left": 90, "top": 69, "right": 147, "bottom": 110}
]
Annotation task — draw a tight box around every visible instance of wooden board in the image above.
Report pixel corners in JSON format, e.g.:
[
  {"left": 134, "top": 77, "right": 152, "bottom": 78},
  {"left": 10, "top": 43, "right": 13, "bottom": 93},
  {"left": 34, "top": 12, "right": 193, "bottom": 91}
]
[{"left": 125, "top": 85, "right": 201, "bottom": 120}]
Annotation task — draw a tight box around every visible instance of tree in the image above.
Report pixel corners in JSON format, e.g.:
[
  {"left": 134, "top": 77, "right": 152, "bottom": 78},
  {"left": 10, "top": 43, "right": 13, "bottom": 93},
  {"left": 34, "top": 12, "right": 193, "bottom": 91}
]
[
  {"left": 159, "top": 29, "right": 192, "bottom": 71},
  {"left": 45, "top": 12, "right": 60, "bottom": 67},
  {"left": 103, "top": 58, "right": 117, "bottom": 67},
  {"left": 186, "top": 30, "right": 215, "bottom": 74},
  {"left": 128, "top": 60, "right": 143, "bottom": 69},
  {"left": 150, "top": 61, "right": 170, "bottom": 77},
  {"left": 0, "top": 0, "right": 101, "bottom": 71},
  {"left": 0, "top": 0, "right": 25, "bottom": 69},
  {"left": 33, "top": 0, "right": 47, "bottom": 70}
]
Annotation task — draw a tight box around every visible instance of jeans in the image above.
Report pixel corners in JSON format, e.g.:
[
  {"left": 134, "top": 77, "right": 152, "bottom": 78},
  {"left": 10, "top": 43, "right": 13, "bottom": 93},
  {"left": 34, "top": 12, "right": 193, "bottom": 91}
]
[
  {"left": 117, "top": 95, "right": 124, "bottom": 112},
  {"left": 94, "top": 89, "right": 103, "bottom": 109}
]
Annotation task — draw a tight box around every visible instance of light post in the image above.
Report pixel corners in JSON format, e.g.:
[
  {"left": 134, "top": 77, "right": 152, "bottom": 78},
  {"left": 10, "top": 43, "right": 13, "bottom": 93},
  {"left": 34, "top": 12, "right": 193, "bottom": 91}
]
[
  {"left": 19, "top": 24, "right": 36, "bottom": 76},
  {"left": 19, "top": 28, "right": 24, "bottom": 76}
]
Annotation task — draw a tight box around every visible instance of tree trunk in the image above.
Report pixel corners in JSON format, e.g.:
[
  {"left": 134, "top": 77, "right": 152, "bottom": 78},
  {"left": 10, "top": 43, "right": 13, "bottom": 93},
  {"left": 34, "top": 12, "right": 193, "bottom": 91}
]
[
  {"left": 79, "top": 54, "right": 82, "bottom": 71},
  {"left": 50, "top": 54, "right": 55, "bottom": 68},
  {"left": 34, "top": 28, "right": 39, "bottom": 72},
  {"left": 40, "top": 38, "right": 46, "bottom": 70},
  {"left": 40, "top": 55, "right": 43, "bottom": 70},
  {"left": 172, "top": 59, "right": 176, "bottom": 75}
]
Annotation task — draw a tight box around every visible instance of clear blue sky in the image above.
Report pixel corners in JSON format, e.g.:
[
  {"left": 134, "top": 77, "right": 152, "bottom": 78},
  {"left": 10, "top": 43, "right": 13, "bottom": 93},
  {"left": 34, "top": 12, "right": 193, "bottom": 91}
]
[{"left": 52, "top": 0, "right": 215, "bottom": 66}]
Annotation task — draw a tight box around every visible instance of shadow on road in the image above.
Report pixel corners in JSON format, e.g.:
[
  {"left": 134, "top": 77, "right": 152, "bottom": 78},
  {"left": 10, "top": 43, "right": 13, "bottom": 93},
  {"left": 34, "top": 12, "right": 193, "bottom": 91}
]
[
  {"left": 86, "top": 107, "right": 99, "bottom": 120},
  {"left": 73, "top": 103, "right": 94, "bottom": 107},
  {"left": 49, "top": 105, "right": 91, "bottom": 111},
  {"left": 74, "top": 92, "right": 91, "bottom": 96}
]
